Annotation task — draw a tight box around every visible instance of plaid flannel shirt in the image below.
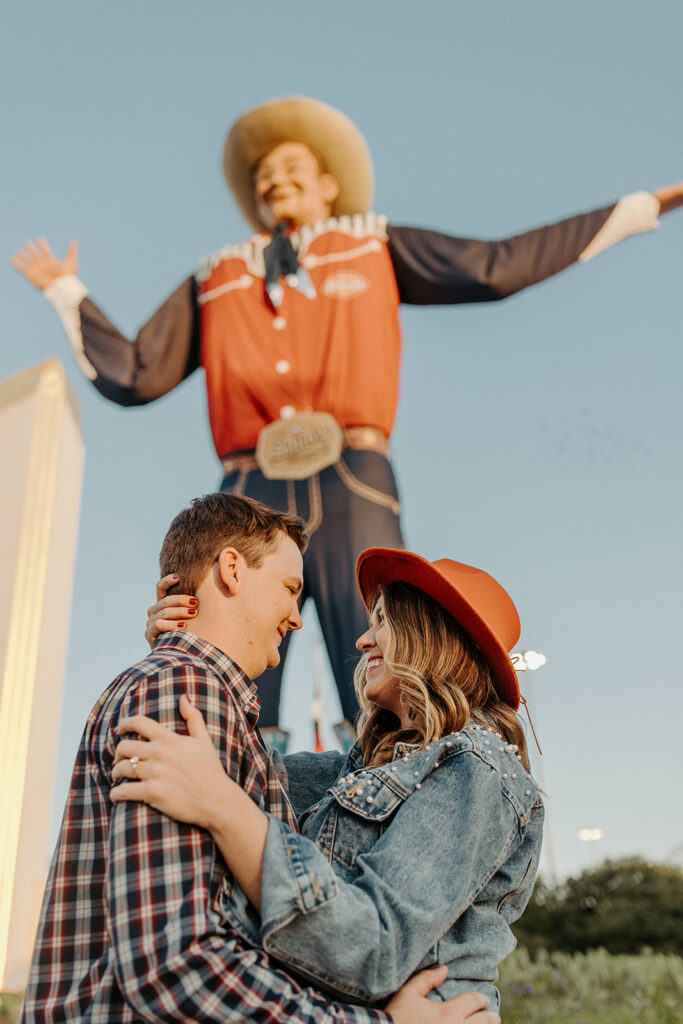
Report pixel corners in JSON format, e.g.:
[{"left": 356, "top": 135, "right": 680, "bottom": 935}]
[{"left": 20, "top": 631, "right": 389, "bottom": 1024}]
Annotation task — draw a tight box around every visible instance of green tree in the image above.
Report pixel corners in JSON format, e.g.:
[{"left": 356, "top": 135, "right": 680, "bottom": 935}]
[{"left": 513, "top": 858, "right": 683, "bottom": 955}]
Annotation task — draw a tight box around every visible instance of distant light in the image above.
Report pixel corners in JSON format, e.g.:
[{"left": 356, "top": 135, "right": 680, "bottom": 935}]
[
  {"left": 578, "top": 827, "right": 604, "bottom": 842},
  {"left": 523, "top": 650, "right": 547, "bottom": 670},
  {"left": 511, "top": 650, "right": 547, "bottom": 672}
]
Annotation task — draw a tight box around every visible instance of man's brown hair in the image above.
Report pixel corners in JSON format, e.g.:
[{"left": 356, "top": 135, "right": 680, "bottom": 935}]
[{"left": 160, "top": 493, "right": 308, "bottom": 594}]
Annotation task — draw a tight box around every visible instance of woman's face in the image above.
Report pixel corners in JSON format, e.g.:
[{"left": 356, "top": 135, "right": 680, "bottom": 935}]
[{"left": 356, "top": 595, "right": 406, "bottom": 723}]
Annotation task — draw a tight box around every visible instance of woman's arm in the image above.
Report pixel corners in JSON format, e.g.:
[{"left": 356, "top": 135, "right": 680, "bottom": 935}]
[
  {"left": 255, "top": 752, "right": 522, "bottom": 1002},
  {"left": 113, "top": 699, "right": 345, "bottom": 909},
  {"left": 112, "top": 705, "right": 533, "bottom": 1003}
]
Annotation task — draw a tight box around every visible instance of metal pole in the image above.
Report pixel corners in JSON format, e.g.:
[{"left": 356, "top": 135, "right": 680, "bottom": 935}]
[{"left": 524, "top": 672, "right": 559, "bottom": 885}]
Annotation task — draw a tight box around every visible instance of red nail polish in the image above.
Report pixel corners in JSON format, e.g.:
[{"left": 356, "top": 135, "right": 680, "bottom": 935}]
[
  {"left": 177, "top": 621, "right": 185, "bottom": 628},
  {"left": 188, "top": 598, "right": 198, "bottom": 607}
]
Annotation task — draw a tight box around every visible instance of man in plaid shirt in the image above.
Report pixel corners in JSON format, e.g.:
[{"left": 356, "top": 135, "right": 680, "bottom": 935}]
[{"left": 20, "top": 493, "right": 498, "bottom": 1024}]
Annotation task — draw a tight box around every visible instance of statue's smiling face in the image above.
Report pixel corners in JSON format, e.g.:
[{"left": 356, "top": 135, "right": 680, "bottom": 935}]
[{"left": 253, "top": 142, "right": 339, "bottom": 229}]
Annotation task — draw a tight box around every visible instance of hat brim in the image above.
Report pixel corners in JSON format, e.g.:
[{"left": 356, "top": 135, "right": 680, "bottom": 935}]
[
  {"left": 356, "top": 548, "right": 521, "bottom": 710},
  {"left": 223, "top": 96, "right": 374, "bottom": 233}
]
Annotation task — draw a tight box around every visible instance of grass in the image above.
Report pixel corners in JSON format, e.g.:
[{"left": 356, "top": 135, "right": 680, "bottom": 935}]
[{"left": 499, "top": 946, "right": 683, "bottom": 1023}]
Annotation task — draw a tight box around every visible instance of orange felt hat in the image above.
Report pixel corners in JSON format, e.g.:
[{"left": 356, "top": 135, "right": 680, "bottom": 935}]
[{"left": 356, "top": 548, "right": 521, "bottom": 709}]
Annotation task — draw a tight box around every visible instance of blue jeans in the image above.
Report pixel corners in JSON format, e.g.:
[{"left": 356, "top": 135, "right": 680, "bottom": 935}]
[{"left": 220, "top": 450, "right": 404, "bottom": 727}]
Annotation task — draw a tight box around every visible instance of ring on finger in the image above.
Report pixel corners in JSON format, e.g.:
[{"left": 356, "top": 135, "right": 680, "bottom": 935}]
[{"left": 130, "top": 755, "right": 140, "bottom": 777}]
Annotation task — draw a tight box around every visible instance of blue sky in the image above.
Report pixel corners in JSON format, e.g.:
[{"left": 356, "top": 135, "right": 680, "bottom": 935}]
[{"left": 2, "top": 0, "right": 682, "bottom": 881}]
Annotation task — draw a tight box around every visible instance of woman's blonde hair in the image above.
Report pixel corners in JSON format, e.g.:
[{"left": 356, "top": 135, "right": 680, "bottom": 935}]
[{"left": 355, "top": 582, "right": 530, "bottom": 771}]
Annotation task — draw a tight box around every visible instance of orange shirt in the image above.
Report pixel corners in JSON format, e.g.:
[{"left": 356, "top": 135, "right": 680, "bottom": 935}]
[
  {"left": 72, "top": 202, "right": 619, "bottom": 457},
  {"left": 197, "top": 214, "right": 401, "bottom": 456}
]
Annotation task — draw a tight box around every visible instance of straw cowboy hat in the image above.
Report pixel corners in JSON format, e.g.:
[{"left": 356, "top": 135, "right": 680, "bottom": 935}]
[
  {"left": 223, "top": 95, "right": 374, "bottom": 232},
  {"left": 356, "top": 548, "right": 522, "bottom": 709}
]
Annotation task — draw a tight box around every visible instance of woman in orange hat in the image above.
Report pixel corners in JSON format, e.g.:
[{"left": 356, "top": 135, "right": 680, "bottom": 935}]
[{"left": 112, "top": 548, "right": 543, "bottom": 1015}]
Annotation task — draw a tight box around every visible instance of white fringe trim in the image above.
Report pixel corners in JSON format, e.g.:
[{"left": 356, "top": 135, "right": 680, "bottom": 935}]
[
  {"left": 196, "top": 212, "right": 388, "bottom": 282},
  {"left": 196, "top": 273, "right": 255, "bottom": 306}
]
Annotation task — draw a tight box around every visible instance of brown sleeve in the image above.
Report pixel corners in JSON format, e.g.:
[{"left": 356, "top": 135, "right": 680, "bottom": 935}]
[
  {"left": 387, "top": 203, "right": 617, "bottom": 305},
  {"left": 77, "top": 276, "right": 200, "bottom": 405}
]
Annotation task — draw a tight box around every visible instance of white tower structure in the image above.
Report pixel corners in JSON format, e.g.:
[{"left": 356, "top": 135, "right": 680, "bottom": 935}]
[{"left": 0, "top": 360, "right": 84, "bottom": 991}]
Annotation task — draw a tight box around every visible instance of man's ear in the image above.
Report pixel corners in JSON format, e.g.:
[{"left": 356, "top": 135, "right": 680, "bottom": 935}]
[
  {"left": 216, "top": 547, "right": 241, "bottom": 595},
  {"left": 320, "top": 173, "right": 340, "bottom": 206}
]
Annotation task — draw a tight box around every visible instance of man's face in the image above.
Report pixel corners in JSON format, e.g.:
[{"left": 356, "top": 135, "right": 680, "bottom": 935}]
[
  {"left": 253, "top": 141, "right": 339, "bottom": 229},
  {"left": 238, "top": 533, "right": 304, "bottom": 678}
]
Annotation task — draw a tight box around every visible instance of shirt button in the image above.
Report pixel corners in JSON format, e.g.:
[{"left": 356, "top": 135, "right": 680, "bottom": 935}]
[
  {"left": 273, "top": 317, "right": 287, "bottom": 331},
  {"left": 275, "top": 360, "right": 291, "bottom": 375},
  {"left": 280, "top": 405, "right": 296, "bottom": 419}
]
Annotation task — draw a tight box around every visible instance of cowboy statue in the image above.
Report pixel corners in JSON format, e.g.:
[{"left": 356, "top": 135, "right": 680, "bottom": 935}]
[{"left": 12, "top": 96, "right": 683, "bottom": 750}]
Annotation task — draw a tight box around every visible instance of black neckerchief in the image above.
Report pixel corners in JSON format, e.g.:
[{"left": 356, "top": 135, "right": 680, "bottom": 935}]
[{"left": 263, "top": 222, "right": 316, "bottom": 309}]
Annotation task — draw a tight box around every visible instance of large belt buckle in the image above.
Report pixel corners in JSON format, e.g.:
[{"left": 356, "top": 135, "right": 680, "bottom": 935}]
[{"left": 255, "top": 412, "right": 344, "bottom": 480}]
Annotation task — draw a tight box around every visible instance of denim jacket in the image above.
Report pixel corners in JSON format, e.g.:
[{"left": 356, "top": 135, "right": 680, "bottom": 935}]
[{"left": 223, "top": 724, "right": 543, "bottom": 1012}]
